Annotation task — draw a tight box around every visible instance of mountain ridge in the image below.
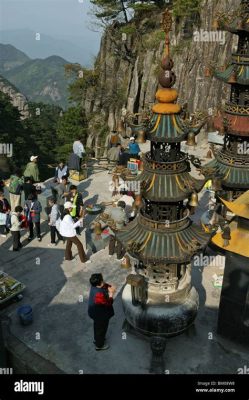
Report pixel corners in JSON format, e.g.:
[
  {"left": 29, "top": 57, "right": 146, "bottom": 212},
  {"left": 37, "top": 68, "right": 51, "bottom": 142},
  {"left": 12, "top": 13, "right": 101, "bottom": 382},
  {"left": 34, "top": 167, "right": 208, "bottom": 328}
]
[{"left": 0, "top": 43, "right": 73, "bottom": 108}]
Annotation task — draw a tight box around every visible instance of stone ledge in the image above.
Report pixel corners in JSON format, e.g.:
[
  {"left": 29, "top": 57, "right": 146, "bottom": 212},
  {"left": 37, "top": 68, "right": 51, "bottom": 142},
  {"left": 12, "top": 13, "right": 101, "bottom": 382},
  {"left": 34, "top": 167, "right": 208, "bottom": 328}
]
[{"left": 5, "top": 333, "right": 64, "bottom": 374}]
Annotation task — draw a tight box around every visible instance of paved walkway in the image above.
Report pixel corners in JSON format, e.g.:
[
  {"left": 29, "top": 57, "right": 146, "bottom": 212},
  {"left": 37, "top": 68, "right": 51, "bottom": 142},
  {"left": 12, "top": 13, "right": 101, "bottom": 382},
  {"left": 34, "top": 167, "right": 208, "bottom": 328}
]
[{"left": 0, "top": 161, "right": 248, "bottom": 374}]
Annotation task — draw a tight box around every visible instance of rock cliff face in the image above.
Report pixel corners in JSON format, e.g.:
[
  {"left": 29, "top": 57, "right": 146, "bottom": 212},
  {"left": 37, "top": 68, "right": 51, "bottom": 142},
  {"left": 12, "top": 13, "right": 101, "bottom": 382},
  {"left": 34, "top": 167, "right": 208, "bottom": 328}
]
[
  {"left": 0, "top": 75, "right": 29, "bottom": 119},
  {"left": 85, "top": 0, "right": 240, "bottom": 148}
]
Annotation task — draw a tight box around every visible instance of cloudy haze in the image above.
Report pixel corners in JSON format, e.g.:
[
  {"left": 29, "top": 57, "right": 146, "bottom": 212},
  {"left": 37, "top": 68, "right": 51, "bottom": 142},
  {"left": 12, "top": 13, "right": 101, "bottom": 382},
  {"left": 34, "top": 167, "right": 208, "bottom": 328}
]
[{"left": 0, "top": 0, "right": 101, "bottom": 65}]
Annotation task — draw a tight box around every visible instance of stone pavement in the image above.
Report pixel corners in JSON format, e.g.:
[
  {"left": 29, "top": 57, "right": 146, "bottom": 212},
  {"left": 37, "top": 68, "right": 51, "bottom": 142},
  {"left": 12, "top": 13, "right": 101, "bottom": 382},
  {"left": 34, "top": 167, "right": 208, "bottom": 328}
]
[{"left": 0, "top": 163, "right": 248, "bottom": 374}]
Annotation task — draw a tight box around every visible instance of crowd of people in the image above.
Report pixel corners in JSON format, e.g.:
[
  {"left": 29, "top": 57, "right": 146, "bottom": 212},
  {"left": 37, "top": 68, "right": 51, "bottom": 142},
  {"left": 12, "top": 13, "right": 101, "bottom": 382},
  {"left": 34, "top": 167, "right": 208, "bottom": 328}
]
[{"left": 0, "top": 134, "right": 142, "bottom": 351}]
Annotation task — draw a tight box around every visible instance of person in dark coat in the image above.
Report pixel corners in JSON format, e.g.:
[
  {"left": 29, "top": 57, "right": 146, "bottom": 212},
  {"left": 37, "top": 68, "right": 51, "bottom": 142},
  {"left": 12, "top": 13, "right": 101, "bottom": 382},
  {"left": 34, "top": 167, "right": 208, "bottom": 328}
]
[
  {"left": 88, "top": 273, "right": 116, "bottom": 351},
  {"left": 24, "top": 194, "right": 42, "bottom": 241},
  {"left": 0, "top": 190, "right": 11, "bottom": 236},
  {"left": 23, "top": 177, "right": 37, "bottom": 201},
  {"left": 69, "top": 185, "right": 84, "bottom": 235}
]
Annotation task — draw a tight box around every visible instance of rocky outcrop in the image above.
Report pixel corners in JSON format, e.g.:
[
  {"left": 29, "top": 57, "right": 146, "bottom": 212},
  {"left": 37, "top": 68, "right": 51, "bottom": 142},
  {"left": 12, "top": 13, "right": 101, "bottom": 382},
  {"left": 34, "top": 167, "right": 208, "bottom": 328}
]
[
  {"left": 84, "top": 0, "right": 240, "bottom": 148},
  {"left": 0, "top": 76, "right": 29, "bottom": 119}
]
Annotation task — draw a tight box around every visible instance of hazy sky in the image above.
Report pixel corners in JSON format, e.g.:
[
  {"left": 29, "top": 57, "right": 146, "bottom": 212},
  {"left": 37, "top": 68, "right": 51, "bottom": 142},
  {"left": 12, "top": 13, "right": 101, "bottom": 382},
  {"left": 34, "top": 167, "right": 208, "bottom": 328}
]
[{"left": 0, "top": 0, "right": 102, "bottom": 63}]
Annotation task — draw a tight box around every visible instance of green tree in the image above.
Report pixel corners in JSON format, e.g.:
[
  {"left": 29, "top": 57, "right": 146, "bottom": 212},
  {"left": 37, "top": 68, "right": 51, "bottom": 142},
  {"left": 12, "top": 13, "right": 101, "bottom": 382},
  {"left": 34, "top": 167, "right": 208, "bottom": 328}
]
[
  {"left": 56, "top": 106, "right": 88, "bottom": 162},
  {"left": 23, "top": 102, "right": 62, "bottom": 180},
  {"left": 90, "top": 0, "right": 166, "bottom": 24},
  {"left": 0, "top": 92, "right": 28, "bottom": 173},
  {"left": 173, "top": 0, "right": 201, "bottom": 19}
]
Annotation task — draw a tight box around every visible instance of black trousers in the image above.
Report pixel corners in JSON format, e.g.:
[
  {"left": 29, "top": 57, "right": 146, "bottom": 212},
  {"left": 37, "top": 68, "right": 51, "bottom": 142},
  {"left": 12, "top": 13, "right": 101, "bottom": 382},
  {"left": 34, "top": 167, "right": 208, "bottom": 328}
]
[
  {"left": 94, "top": 319, "right": 109, "bottom": 348},
  {"left": 109, "top": 235, "right": 125, "bottom": 259},
  {"left": 29, "top": 221, "right": 41, "bottom": 238},
  {"left": 50, "top": 226, "right": 63, "bottom": 243},
  {"left": 11, "top": 231, "right": 21, "bottom": 250}
]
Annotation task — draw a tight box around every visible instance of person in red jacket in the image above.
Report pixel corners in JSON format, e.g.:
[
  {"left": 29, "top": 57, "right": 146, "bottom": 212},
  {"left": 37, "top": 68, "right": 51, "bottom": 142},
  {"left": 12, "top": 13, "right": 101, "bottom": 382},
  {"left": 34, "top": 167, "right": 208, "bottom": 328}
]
[{"left": 88, "top": 273, "right": 116, "bottom": 351}]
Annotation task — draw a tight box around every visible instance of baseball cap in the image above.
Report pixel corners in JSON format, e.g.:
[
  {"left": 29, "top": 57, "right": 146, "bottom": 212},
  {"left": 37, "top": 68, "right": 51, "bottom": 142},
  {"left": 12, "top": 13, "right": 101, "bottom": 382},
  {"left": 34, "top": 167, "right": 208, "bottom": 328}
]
[
  {"left": 130, "top": 137, "right": 135, "bottom": 141},
  {"left": 64, "top": 201, "right": 76, "bottom": 209},
  {"left": 30, "top": 156, "right": 38, "bottom": 161}
]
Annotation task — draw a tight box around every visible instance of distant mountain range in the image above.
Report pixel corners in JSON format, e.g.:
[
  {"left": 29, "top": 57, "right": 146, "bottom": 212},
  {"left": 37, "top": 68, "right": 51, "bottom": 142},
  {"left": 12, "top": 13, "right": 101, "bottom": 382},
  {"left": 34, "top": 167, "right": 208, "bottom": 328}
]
[
  {"left": 0, "top": 44, "right": 73, "bottom": 108},
  {"left": 0, "top": 29, "right": 98, "bottom": 66}
]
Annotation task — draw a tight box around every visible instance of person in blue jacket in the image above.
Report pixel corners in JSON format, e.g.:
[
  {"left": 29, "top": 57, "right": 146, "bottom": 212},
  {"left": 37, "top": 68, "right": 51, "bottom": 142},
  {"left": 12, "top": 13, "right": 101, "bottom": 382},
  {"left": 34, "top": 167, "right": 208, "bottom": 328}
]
[{"left": 128, "top": 137, "right": 141, "bottom": 159}]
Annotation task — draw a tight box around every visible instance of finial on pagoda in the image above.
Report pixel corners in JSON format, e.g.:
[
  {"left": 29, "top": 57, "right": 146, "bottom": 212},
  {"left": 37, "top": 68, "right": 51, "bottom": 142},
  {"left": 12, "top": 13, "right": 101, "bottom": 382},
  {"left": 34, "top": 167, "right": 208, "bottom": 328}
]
[{"left": 161, "top": 8, "right": 172, "bottom": 56}]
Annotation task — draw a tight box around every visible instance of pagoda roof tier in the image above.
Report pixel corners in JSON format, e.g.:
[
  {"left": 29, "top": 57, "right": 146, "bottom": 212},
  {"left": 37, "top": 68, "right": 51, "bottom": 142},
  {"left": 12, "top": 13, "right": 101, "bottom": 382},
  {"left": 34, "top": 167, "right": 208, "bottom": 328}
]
[
  {"left": 214, "top": 110, "right": 249, "bottom": 136},
  {"left": 215, "top": 64, "right": 249, "bottom": 85},
  {"left": 117, "top": 212, "right": 210, "bottom": 264},
  {"left": 137, "top": 158, "right": 205, "bottom": 202},
  {"left": 147, "top": 113, "right": 202, "bottom": 143},
  {"left": 232, "top": 52, "right": 249, "bottom": 66},
  {"left": 223, "top": 24, "right": 249, "bottom": 35},
  {"left": 206, "top": 158, "right": 249, "bottom": 188}
]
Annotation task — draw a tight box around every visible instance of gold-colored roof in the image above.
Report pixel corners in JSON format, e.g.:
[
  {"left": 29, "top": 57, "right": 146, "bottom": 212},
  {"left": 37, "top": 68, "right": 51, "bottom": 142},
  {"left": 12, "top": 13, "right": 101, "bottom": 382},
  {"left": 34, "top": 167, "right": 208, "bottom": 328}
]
[
  {"left": 212, "top": 220, "right": 249, "bottom": 257},
  {"left": 220, "top": 190, "right": 249, "bottom": 219}
]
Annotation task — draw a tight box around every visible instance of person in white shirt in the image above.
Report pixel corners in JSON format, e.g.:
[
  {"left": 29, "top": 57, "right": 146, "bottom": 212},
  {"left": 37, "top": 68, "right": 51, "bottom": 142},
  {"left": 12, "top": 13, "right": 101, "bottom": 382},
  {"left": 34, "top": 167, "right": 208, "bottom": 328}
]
[
  {"left": 73, "top": 138, "right": 85, "bottom": 159},
  {"left": 118, "top": 189, "right": 135, "bottom": 220},
  {"left": 59, "top": 201, "right": 90, "bottom": 263}
]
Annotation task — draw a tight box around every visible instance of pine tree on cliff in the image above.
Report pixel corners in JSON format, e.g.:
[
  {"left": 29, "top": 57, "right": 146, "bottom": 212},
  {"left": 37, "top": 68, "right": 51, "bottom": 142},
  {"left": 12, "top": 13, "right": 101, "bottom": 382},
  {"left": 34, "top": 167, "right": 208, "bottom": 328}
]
[{"left": 90, "top": 0, "right": 166, "bottom": 24}]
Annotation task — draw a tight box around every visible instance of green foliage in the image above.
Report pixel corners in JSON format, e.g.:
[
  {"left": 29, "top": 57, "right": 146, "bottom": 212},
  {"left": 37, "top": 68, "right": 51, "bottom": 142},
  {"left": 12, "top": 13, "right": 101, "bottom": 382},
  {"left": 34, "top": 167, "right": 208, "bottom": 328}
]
[
  {"left": 23, "top": 102, "right": 62, "bottom": 180},
  {"left": 3, "top": 56, "right": 71, "bottom": 109},
  {"left": 0, "top": 92, "right": 27, "bottom": 172},
  {"left": 56, "top": 106, "right": 88, "bottom": 162},
  {"left": 173, "top": 0, "right": 201, "bottom": 19},
  {"left": 171, "top": 38, "right": 192, "bottom": 57},
  {"left": 91, "top": 0, "right": 128, "bottom": 23},
  {"left": 65, "top": 64, "right": 99, "bottom": 104},
  {"left": 91, "top": 0, "right": 166, "bottom": 24},
  {"left": 143, "top": 29, "right": 165, "bottom": 49},
  {"left": 120, "top": 24, "right": 136, "bottom": 35},
  {"left": 0, "top": 94, "right": 63, "bottom": 179}
]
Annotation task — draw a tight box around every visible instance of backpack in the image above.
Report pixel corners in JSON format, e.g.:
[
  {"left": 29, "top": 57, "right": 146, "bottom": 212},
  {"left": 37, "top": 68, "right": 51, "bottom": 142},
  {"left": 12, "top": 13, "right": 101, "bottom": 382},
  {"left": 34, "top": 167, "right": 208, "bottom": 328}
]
[{"left": 9, "top": 175, "right": 22, "bottom": 194}]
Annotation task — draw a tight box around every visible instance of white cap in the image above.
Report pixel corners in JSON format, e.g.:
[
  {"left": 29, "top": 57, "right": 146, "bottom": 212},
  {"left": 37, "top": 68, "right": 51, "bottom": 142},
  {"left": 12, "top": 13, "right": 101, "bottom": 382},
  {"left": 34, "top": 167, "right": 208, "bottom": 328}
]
[
  {"left": 130, "top": 137, "right": 135, "bottom": 141},
  {"left": 64, "top": 201, "right": 76, "bottom": 209},
  {"left": 30, "top": 156, "right": 38, "bottom": 161}
]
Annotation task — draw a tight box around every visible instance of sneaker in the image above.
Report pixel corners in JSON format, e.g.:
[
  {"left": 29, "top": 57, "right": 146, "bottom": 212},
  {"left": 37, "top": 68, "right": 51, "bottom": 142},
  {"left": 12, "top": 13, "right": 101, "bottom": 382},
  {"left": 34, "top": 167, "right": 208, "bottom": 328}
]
[
  {"left": 0, "top": 234, "right": 7, "bottom": 238},
  {"left": 84, "top": 259, "right": 91, "bottom": 264},
  {"left": 48, "top": 243, "right": 56, "bottom": 247},
  {"left": 28, "top": 236, "right": 34, "bottom": 241},
  {"left": 37, "top": 237, "right": 42, "bottom": 242},
  {"left": 95, "top": 344, "right": 109, "bottom": 351}
]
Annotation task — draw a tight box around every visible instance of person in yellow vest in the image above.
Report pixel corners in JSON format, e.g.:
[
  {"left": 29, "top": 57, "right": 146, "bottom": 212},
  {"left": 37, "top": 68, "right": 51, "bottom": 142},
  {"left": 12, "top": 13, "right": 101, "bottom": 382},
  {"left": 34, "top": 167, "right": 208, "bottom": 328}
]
[{"left": 69, "top": 185, "right": 84, "bottom": 235}]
